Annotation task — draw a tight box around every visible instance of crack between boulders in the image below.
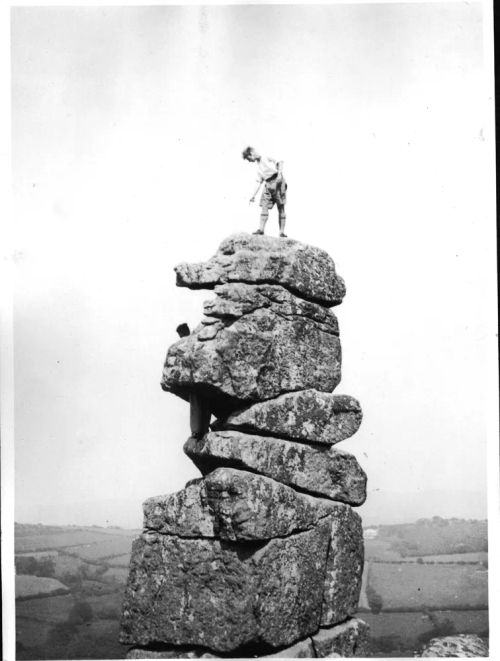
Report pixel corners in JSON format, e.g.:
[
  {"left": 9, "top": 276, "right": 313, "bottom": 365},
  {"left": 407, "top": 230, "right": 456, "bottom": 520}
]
[
  {"left": 143, "top": 512, "right": 334, "bottom": 545},
  {"left": 218, "top": 423, "right": 343, "bottom": 450},
  {"left": 310, "top": 633, "right": 319, "bottom": 657},
  {"left": 188, "top": 453, "right": 359, "bottom": 506},
  {"left": 223, "top": 277, "right": 341, "bottom": 308},
  {"left": 205, "top": 303, "right": 338, "bottom": 337}
]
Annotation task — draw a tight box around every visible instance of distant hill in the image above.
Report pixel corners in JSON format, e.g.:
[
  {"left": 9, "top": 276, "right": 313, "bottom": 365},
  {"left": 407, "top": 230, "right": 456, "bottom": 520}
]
[
  {"left": 358, "top": 490, "right": 487, "bottom": 526},
  {"left": 14, "top": 489, "right": 488, "bottom": 529}
]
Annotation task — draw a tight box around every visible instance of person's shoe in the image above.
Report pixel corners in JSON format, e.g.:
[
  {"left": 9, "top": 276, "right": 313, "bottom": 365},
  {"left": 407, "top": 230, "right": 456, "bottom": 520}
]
[
  {"left": 279, "top": 232, "right": 288, "bottom": 238},
  {"left": 253, "top": 229, "right": 264, "bottom": 235}
]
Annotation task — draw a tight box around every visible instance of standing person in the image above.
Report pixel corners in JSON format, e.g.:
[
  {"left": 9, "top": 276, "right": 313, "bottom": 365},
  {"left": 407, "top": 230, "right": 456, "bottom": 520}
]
[{"left": 242, "top": 146, "right": 288, "bottom": 237}]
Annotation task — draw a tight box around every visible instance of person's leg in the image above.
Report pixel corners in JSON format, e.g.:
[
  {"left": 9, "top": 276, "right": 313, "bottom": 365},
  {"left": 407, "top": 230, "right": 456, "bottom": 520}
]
[
  {"left": 254, "top": 184, "right": 270, "bottom": 234},
  {"left": 259, "top": 207, "right": 269, "bottom": 232},
  {"left": 278, "top": 205, "right": 287, "bottom": 237},
  {"left": 190, "top": 391, "right": 210, "bottom": 439}
]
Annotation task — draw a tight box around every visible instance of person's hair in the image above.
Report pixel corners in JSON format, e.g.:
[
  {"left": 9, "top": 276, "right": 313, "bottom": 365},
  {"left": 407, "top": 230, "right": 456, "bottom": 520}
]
[
  {"left": 241, "top": 146, "right": 254, "bottom": 160},
  {"left": 176, "top": 323, "right": 190, "bottom": 338}
]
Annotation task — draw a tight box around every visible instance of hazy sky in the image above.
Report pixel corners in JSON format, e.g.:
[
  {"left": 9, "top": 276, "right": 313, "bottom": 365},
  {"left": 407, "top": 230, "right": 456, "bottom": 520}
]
[{"left": 10, "top": 3, "right": 496, "bottom": 527}]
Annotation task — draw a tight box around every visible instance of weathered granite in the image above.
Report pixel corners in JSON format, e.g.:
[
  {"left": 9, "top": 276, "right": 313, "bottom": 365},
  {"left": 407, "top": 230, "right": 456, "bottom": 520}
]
[
  {"left": 311, "top": 618, "right": 370, "bottom": 658},
  {"left": 420, "top": 634, "right": 488, "bottom": 657},
  {"left": 143, "top": 468, "right": 337, "bottom": 540},
  {"left": 321, "top": 507, "right": 364, "bottom": 626},
  {"left": 162, "top": 294, "right": 341, "bottom": 414},
  {"left": 174, "top": 233, "right": 346, "bottom": 307},
  {"left": 204, "top": 283, "right": 339, "bottom": 334},
  {"left": 125, "top": 620, "right": 370, "bottom": 659},
  {"left": 184, "top": 431, "right": 367, "bottom": 505},
  {"left": 221, "top": 390, "right": 362, "bottom": 445},
  {"left": 120, "top": 522, "right": 331, "bottom": 653}
]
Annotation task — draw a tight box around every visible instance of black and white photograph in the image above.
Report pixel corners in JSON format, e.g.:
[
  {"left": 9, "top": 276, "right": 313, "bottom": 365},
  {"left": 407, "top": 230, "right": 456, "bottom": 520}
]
[{"left": 1, "top": 1, "right": 497, "bottom": 659}]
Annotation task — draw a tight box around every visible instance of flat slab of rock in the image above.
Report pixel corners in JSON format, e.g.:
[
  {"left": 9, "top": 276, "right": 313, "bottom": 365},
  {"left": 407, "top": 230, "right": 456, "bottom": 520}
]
[
  {"left": 221, "top": 390, "right": 362, "bottom": 445},
  {"left": 321, "top": 507, "right": 364, "bottom": 626},
  {"left": 162, "top": 288, "right": 341, "bottom": 412},
  {"left": 120, "top": 523, "right": 331, "bottom": 653},
  {"left": 175, "top": 233, "right": 346, "bottom": 307},
  {"left": 185, "top": 431, "right": 367, "bottom": 505},
  {"left": 311, "top": 618, "right": 370, "bottom": 657},
  {"left": 144, "top": 468, "right": 336, "bottom": 540}
]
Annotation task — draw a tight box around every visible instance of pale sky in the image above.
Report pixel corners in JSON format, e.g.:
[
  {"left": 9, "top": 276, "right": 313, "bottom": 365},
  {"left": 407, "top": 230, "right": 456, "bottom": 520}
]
[{"left": 9, "top": 3, "right": 496, "bottom": 527}]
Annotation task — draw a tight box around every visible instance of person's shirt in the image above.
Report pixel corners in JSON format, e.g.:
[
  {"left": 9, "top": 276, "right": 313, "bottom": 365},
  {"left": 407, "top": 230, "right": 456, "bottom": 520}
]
[{"left": 256, "top": 156, "right": 279, "bottom": 183}]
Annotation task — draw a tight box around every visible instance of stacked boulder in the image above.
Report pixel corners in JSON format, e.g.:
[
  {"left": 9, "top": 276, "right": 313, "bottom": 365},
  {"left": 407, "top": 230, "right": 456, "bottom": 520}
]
[{"left": 120, "top": 234, "right": 369, "bottom": 658}]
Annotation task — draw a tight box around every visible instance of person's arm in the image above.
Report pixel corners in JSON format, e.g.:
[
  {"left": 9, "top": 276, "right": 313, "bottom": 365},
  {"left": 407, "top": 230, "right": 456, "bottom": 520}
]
[
  {"left": 249, "top": 179, "right": 263, "bottom": 204},
  {"left": 277, "top": 160, "right": 284, "bottom": 181}
]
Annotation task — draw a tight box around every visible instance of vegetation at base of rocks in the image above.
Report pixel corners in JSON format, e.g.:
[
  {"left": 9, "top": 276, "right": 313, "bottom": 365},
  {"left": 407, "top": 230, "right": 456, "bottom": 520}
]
[
  {"left": 363, "top": 610, "right": 489, "bottom": 658},
  {"left": 416, "top": 611, "right": 457, "bottom": 648}
]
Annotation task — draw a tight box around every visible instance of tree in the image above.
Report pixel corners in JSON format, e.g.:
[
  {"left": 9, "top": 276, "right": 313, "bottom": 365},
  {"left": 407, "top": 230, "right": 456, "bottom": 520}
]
[
  {"left": 366, "top": 584, "right": 383, "bottom": 614},
  {"left": 68, "top": 601, "right": 93, "bottom": 625}
]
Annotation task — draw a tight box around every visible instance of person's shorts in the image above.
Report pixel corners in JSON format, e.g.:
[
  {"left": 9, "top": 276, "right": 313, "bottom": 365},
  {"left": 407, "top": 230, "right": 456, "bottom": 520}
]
[{"left": 260, "top": 176, "right": 287, "bottom": 209}]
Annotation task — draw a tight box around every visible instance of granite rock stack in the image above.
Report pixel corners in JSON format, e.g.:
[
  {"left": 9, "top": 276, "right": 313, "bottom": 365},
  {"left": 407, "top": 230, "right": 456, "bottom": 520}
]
[{"left": 120, "top": 233, "right": 369, "bottom": 658}]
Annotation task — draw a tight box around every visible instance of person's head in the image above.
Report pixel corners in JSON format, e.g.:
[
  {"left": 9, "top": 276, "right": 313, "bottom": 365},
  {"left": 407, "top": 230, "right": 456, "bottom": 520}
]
[
  {"left": 242, "top": 146, "right": 259, "bottom": 162},
  {"left": 176, "top": 323, "right": 190, "bottom": 338}
]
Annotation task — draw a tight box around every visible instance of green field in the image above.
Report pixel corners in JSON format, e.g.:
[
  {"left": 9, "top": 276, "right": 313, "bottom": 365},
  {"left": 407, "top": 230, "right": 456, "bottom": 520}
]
[
  {"left": 65, "top": 537, "right": 135, "bottom": 562},
  {"left": 367, "top": 562, "right": 488, "bottom": 611}
]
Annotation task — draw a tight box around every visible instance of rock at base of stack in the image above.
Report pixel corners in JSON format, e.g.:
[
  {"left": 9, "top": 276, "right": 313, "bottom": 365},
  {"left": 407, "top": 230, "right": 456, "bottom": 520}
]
[
  {"left": 120, "top": 234, "right": 369, "bottom": 657},
  {"left": 125, "top": 618, "right": 370, "bottom": 658}
]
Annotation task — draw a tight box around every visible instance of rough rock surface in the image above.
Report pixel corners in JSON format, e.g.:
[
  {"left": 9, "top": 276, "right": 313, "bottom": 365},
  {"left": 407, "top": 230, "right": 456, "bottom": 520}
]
[
  {"left": 321, "top": 507, "right": 364, "bottom": 626},
  {"left": 311, "top": 618, "right": 370, "bottom": 658},
  {"left": 162, "top": 286, "right": 341, "bottom": 414},
  {"left": 185, "top": 431, "right": 367, "bottom": 505},
  {"left": 174, "top": 233, "right": 346, "bottom": 307},
  {"left": 125, "top": 619, "right": 370, "bottom": 659},
  {"left": 204, "top": 283, "right": 339, "bottom": 334},
  {"left": 120, "top": 523, "right": 331, "bottom": 653},
  {"left": 420, "top": 634, "right": 488, "bottom": 657},
  {"left": 143, "top": 468, "right": 337, "bottom": 540},
  {"left": 221, "top": 390, "right": 362, "bottom": 445}
]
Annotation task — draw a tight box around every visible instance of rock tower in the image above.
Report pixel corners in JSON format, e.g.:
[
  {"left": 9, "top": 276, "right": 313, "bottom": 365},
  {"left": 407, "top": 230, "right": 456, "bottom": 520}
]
[{"left": 120, "top": 233, "right": 369, "bottom": 658}]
